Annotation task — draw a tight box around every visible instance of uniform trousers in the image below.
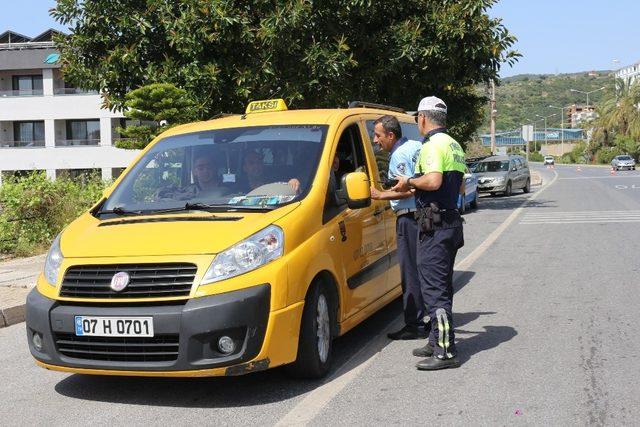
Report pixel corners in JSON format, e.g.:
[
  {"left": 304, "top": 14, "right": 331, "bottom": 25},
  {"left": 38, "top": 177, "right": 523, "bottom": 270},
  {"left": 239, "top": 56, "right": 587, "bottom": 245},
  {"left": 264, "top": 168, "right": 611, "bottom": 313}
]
[
  {"left": 396, "top": 213, "right": 424, "bottom": 329},
  {"left": 417, "top": 224, "right": 464, "bottom": 358}
]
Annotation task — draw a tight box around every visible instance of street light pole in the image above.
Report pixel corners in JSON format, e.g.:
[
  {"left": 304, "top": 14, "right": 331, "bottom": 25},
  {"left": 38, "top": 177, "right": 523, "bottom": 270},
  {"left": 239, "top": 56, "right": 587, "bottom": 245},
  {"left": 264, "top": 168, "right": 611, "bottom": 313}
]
[
  {"left": 548, "top": 105, "right": 570, "bottom": 156},
  {"left": 570, "top": 86, "right": 605, "bottom": 109},
  {"left": 536, "top": 113, "right": 557, "bottom": 153}
]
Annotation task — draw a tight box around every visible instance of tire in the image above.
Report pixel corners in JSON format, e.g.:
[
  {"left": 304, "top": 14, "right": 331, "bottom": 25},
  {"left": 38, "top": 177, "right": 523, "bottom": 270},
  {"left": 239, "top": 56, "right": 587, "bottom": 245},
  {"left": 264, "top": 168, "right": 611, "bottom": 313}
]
[
  {"left": 523, "top": 178, "right": 530, "bottom": 193},
  {"left": 470, "top": 192, "right": 478, "bottom": 209},
  {"left": 284, "top": 281, "right": 335, "bottom": 379},
  {"left": 504, "top": 181, "right": 512, "bottom": 197}
]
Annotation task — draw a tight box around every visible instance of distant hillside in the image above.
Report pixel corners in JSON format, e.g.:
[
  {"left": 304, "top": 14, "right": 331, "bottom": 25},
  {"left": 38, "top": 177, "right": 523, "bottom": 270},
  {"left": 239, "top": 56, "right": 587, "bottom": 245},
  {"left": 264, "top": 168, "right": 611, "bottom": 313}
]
[{"left": 480, "top": 71, "right": 614, "bottom": 133}]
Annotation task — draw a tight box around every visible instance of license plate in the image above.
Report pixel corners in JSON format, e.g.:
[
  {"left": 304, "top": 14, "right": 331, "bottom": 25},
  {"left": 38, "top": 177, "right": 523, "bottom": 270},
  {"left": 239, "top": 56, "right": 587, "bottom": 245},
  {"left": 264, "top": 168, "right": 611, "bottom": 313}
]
[{"left": 75, "top": 316, "right": 154, "bottom": 337}]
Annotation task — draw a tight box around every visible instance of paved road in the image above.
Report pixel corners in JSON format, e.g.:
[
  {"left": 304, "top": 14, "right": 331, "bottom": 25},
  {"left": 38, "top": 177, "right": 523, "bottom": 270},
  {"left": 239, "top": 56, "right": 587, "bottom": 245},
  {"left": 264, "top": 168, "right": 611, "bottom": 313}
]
[{"left": 2, "top": 164, "right": 639, "bottom": 425}]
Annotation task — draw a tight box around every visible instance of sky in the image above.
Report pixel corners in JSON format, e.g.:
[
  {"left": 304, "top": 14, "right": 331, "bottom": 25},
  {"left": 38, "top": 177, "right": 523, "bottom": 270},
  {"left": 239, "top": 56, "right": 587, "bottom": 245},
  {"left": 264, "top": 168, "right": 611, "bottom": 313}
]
[
  {"left": 490, "top": 0, "right": 640, "bottom": 77},
  {"left": 2, "top": 0, "right": 639, "bottom": 78}
]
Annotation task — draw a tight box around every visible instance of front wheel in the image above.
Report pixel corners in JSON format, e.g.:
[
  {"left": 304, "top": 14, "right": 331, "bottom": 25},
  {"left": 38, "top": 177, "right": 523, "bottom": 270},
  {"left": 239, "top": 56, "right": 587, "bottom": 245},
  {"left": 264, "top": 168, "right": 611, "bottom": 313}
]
[
  {"left": 284, "top": 281, "right": 335, "bottom": 379},
  {"left": 523, "top": 179, "right": 530, "bottom": 193},
  {"left": 470, "top": 192, "right": 478, "bottom": 209},
  {"left": 504, "top": 181, "right": 512, "bottom": 197}
]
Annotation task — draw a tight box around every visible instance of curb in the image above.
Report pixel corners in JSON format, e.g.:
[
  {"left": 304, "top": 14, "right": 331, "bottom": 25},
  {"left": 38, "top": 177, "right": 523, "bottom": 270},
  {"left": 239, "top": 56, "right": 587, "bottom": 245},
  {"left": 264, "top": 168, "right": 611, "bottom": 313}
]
[{"left": 0, "top": 303, "right": 26, "bottom": 328}]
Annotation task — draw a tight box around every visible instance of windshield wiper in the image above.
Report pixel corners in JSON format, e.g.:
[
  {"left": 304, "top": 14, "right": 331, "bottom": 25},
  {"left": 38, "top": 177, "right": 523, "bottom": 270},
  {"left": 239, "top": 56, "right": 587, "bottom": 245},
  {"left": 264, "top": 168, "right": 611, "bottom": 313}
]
[{"left": 96, "top": 206, "right": 143, "bottom": 216}]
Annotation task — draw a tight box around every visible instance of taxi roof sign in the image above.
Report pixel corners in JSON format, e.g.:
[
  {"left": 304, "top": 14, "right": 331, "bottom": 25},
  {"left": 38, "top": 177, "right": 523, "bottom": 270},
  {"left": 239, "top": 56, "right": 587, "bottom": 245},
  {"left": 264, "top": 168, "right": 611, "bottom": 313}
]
[{"left": 245, "top": 99, "right": 288, "bottom": 114}]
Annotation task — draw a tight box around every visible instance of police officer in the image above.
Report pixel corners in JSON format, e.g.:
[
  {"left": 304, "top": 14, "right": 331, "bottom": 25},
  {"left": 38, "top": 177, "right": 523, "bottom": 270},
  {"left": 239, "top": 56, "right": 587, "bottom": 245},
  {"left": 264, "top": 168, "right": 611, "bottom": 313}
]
[
  {"left": 369, "top": 115, "right": 426, "bottom": 340},
  {"left": 393, "top": 96, "right": 466, "bottom": 370}
]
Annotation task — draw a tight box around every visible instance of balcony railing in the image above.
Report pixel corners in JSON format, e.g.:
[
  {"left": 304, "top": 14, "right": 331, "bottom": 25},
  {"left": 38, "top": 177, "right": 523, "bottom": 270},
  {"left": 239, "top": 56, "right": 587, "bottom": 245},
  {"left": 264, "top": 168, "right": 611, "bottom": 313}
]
[
  {"left": 0, "top": 90, "right": 44, "bottom": 97},
  {"left": 55, "top": 139, "right": 101, "bottom": 147},
  {"left": 0, "top": 140, "right": 46, "bottom": 148},
  {"left": 53, "top": 88, "right": 99, "bottom": 95}
]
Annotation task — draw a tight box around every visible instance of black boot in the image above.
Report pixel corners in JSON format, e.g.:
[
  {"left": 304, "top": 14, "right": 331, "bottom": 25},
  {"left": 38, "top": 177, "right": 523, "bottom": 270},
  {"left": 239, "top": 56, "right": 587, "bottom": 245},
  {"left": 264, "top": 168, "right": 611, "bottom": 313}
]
[
  {"left": 412, "top": 343, "right": 434, "bottom": 357},
  {"left": 416, "top": 356, "right": 460, "bottom": 371}
]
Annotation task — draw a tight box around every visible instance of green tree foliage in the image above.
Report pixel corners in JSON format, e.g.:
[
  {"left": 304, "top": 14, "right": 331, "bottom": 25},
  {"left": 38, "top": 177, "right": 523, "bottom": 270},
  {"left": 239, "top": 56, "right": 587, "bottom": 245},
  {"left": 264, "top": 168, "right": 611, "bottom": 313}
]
[
  {"left": 589, "top": 79, "right": 640, "bottom": 163},
  {"left": 52, "top": 0, "right": 518, "bottom": 145},
  {"left": 0, "top": 173, "right": 106, "bottom": 255},
  {"left": 116, "top": 83, "right": 196, "bottom": 149}
]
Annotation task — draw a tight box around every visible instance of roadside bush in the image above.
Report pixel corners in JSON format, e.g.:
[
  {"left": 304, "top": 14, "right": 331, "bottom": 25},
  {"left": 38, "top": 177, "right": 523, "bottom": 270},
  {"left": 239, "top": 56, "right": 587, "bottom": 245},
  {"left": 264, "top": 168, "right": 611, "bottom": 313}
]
[
  {"left": 529, "top": 152, "right": 544, "bottom": 162},
  {"left": 0, "top": 172, "right": 106, "bottom": 256},
  {"left": 595, "top": 146, "right": 624, "bottom": 164}
]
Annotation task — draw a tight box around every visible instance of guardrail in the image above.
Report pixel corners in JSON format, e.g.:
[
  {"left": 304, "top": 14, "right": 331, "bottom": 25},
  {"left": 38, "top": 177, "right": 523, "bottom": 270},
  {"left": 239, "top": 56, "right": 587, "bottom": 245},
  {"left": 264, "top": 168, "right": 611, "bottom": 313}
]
[
  {"left": 0, "top": 140, "right": 46, "bottom": 148},
  {"left": 0, "top": 90, "right": 44, "bottom": 97},
  {"left": 53, "top": 88, "right": 98, "bottom": 95},
  {"left": 55, "top": 139, "right": 100, "bottom": 147}
]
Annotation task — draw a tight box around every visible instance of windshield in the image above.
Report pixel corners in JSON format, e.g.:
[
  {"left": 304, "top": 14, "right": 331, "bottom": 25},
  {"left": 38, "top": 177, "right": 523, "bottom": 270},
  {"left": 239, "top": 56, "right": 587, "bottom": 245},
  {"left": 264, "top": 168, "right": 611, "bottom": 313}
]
[
  {"left": 474, "top": 160, "right": 510, "bottom": 173},
  {"left": 618, "top": 156, "right": 632, "bottom": 160},
  {"left": 101, "top": 125, "right": 327, "bottom": 215}
]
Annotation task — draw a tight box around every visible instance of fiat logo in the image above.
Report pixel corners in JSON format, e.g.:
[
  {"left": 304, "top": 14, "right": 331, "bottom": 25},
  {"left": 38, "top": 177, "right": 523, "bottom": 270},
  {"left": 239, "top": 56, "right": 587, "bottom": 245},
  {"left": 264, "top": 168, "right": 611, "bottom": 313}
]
[{"left": 110, "top": 272, "right": 130, "bottom": 292}]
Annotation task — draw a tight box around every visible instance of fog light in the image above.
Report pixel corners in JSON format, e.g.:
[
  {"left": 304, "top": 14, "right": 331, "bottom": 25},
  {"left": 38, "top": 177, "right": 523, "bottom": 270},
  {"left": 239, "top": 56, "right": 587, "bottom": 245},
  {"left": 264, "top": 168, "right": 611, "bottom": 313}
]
[
  {"left": 217, "top": 336, "right": 235, "bottom": 355},
  {"left": 32, "top": 332, "right": 43, "bottom": 351}
]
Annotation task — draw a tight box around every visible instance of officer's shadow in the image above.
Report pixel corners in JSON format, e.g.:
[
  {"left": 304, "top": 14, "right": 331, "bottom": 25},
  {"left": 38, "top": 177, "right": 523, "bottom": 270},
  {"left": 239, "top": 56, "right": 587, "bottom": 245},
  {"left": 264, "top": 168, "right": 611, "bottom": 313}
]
[{"left": 453, "top": 312, "right": 517, "bottom": 365}]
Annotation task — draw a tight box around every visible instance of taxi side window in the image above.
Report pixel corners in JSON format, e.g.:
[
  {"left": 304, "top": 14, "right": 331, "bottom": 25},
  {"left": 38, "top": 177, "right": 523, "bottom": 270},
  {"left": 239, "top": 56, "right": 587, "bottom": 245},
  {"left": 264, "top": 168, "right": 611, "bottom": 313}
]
[{"left": 323, "top": 123, "right": 368, "bottom": 223}]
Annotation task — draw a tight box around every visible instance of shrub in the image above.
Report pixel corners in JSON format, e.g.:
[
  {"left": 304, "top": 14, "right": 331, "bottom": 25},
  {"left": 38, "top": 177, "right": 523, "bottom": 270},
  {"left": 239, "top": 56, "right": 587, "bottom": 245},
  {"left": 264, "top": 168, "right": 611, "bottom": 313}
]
[
  {"left": 529, "top": 152, "right": 544, "bottom": 162},
  {"left": 595, "top": 146, "right": 624, "bottom": 164},
  {"left": 0, "top": 172, "right": 106, "bottom": 256}
]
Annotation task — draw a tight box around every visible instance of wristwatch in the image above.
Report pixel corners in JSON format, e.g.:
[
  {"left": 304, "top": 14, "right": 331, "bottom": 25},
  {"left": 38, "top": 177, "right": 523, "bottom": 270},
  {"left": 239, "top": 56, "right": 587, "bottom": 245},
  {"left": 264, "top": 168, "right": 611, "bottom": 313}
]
[{"left": 407, "top": 177, "right": 415, "bottom": 189}]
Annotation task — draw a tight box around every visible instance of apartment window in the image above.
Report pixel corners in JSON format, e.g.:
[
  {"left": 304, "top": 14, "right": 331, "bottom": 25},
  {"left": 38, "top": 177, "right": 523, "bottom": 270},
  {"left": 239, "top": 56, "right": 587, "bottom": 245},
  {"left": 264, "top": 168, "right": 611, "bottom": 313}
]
[
  {"left": 13, "top": 121, "right": 45, "bottom": 146},
  {"left": 12, "top": 75, "right": 43, "bottom": 95},
  {"left": 65, "top": 120, "right": 100, "bottom": 145}
]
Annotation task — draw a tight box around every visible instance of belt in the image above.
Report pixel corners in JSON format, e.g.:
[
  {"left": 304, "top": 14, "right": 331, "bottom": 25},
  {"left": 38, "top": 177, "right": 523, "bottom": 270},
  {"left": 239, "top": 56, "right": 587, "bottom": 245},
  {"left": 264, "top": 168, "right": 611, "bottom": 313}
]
[{"left": 395, "top": 208, "right": 417, "bottom": 216}]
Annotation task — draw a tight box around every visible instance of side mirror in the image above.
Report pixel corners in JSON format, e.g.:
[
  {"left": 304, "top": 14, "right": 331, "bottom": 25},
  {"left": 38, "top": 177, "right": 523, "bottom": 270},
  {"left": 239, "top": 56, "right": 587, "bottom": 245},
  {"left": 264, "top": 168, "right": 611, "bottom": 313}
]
[{"left": 337, "top": 172, "right": 371, "bottom": 209}]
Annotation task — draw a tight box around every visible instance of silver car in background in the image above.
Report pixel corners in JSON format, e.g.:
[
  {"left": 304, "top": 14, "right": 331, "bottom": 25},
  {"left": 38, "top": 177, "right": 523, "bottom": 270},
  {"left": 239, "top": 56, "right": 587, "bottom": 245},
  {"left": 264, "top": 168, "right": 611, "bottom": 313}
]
[
  {"left": 611, "top": 155, "right": 636, "bottom": 171},
  {"left": 475, "top": 155, "right": 531, "bottom": 196}
]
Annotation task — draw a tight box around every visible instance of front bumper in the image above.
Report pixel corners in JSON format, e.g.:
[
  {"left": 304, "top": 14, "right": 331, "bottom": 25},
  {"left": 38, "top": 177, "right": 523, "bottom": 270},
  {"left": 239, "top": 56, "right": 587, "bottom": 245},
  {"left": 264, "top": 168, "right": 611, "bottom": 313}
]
[
  {"left": 616, "top": 164, "right": 635, "bottom": 170},
  {"left": 478, "top": 182, "right": 506, "bottom": 193},
  {"left": 26, "top": 284, "right": 273, "bottom": 375}
]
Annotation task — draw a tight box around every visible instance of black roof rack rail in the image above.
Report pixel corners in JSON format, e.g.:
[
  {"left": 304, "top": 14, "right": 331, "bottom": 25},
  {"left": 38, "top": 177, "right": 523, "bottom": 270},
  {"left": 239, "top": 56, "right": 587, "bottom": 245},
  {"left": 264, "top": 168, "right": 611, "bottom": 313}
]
[{"left": 348, "top": 101, "right": 406, "bottom": 114}]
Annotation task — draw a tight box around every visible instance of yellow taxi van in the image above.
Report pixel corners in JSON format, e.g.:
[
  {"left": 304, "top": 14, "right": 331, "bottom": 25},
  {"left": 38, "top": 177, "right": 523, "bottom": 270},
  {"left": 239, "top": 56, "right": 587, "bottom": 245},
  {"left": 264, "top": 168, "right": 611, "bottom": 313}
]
[{"left": 26, "top": 100, "right": 423, "bottom": 378}]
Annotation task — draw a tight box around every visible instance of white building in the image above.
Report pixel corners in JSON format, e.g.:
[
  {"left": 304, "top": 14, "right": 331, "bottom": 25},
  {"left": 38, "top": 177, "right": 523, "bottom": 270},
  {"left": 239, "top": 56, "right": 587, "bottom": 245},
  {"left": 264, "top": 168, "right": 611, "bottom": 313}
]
[
  {"left": 0, "top": 29, "right": 139, "bottom": 185},
  {"left": 614, "top": 61, "right": 640, "bottom": 87}
]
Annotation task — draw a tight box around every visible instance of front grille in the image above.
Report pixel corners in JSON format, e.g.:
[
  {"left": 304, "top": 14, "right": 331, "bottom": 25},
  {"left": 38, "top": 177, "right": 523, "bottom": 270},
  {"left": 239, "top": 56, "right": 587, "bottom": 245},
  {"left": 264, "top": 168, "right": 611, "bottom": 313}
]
[
  {"left": 55, "top": 333, "right": 179, "bottom": 362},
  {"left": 60, "top": 263, "right": 197, "bottom": 299}
]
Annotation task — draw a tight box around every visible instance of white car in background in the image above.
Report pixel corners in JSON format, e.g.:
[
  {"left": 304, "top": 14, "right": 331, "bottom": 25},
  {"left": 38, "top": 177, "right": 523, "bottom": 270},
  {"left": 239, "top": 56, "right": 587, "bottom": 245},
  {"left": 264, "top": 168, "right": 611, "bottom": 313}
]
[
  {"left": 611, "top": 155, "right": 636, "bottom": 171},
  {"left": 543, "top": 156, "right": 554, "bottom": 165}
]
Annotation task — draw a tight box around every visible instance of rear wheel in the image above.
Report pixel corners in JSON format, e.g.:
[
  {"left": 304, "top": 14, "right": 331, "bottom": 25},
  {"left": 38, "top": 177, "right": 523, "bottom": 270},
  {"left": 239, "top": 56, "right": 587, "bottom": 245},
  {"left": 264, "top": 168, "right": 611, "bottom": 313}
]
[
  {"left": 284, "top": 281, "right": 335, "bottom": 379},
  {"left": 504, "top": 181, "right": 512, "bottom": 197},
  {"left": 523, "top": 179, "right": 530, "bottom": 193}
]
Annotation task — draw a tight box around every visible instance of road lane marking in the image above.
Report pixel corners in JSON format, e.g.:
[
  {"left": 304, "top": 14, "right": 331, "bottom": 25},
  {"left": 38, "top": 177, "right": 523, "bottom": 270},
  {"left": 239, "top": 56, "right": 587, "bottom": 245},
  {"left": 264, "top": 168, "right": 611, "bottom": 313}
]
[
  {"left": 559, "top": 176, "right": 640, "bottom": 180},
  {"left": 276, "top": 168, "right": 559, "bottom": 426},
  {"left": 522, "top": 219, "right": 640, "bottom": 225},
  {"left": 521, "top": 210, "right": 640, "bottom": 224}
]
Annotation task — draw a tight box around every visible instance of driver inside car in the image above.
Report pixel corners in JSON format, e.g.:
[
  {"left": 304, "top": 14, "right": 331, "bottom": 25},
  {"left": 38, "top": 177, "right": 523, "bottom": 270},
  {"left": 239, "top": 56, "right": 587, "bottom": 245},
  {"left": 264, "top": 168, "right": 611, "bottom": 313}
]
[{"left": 241, "top": 150, "right": 302, "bottom": 194}]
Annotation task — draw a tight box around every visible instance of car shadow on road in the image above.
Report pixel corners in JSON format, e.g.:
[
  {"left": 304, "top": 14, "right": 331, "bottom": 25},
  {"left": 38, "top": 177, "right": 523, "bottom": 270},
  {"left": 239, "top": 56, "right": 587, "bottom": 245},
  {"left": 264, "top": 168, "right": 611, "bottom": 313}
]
[
  {"left": 476, "top": 195, "right": 557, "bottom": 212},
  {"left": 53, "top": 299, "right": 404, "bottom": 409}
]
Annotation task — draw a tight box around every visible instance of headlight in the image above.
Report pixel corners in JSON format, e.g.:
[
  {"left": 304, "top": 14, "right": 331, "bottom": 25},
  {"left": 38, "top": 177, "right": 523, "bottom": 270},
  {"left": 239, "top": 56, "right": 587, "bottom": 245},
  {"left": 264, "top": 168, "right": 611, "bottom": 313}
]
[
  {"left": 44, "top": 234, "right": 64, "bottom": 286},
  {"left": 201, "top": 225, "right": 284, "bottom": 284}
]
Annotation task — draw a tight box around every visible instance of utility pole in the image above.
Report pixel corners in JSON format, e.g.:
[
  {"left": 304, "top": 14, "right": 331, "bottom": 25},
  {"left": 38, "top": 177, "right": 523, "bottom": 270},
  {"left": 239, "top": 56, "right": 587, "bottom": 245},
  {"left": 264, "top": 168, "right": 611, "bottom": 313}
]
[
  {"left": 549, "top": 105, "right": 569, "bottom": 156},
  {"left": 490, "top": 80, "right": 496, "bottom": 155}
]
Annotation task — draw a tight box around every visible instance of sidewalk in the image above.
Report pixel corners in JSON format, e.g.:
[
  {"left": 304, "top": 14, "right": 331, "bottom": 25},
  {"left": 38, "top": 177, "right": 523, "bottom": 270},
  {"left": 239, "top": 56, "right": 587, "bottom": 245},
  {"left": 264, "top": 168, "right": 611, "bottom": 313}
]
[{"left": 0, "top": 254, "right": 44, "bottom": 328}]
